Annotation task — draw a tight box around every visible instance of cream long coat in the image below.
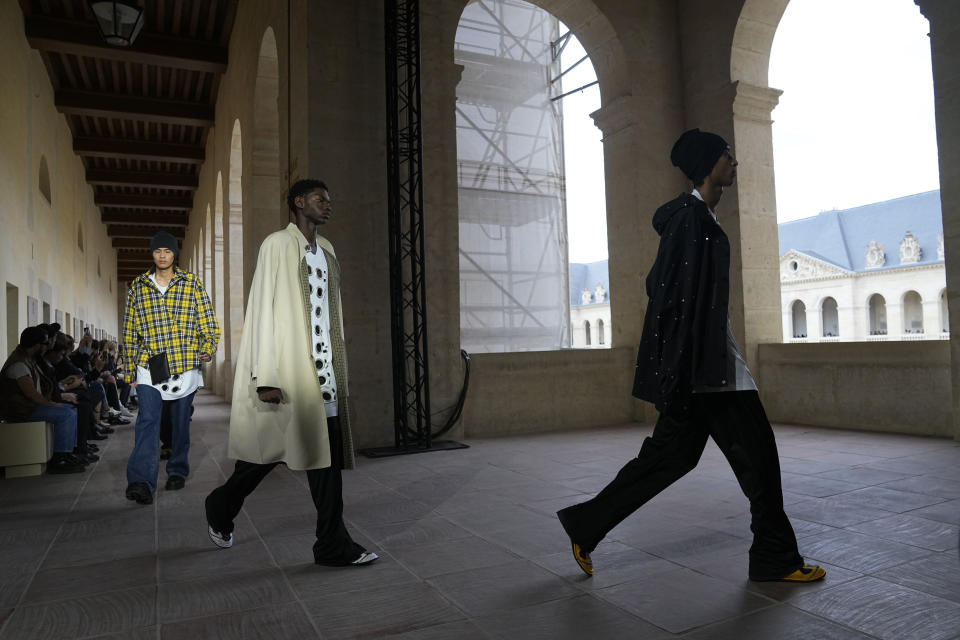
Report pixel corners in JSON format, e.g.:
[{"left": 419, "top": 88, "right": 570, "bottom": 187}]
[{"left": 228, "top": 223, "right": 356, "bottom": 470}]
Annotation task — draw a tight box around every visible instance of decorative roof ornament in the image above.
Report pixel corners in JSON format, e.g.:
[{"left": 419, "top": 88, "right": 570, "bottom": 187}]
[
  {"left": 865, "top": 240, "right": 885, "bottom": 269},
  {"left": 594, "top": 284, "right": 606, "bottom": 304},
  {"left": 580, "top": 288, "right": 593, "bottom": 305},
  {"left": 938, "top": 234, "right": 945, "bottom": 261},
  {"left": 899, "top": 231, "right": 922, "bottom": 265}
]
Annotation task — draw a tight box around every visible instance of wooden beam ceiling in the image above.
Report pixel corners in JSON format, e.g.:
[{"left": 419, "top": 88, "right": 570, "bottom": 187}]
[
  {"left": 56, "top": 90, "right": 215, "bottom": 127},
  {"left": 86, "top": 170, "right": 199, "bottom": 189},
  {"left": 101, "top": 211, "right": 189, "bottom": 226},
  {"left": 21, "top": 0, "right": 239, "bottom": 276},
  {"left": 74, "top": 138, "right": 205, "bottom": 164},
  {"left": 24, "top": 15, "right": 228, "bottom": 73}
]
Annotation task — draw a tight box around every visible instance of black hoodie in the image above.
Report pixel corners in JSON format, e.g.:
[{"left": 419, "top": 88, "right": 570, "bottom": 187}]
[{"left": 632, "top": 193, "right": 730, "bottom": 415}]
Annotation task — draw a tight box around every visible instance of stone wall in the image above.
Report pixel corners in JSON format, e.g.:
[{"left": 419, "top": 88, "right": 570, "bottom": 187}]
[
  {"left": 759, "top": 341, "right": 952, "bottom": 437},
  {"left": 0, "top": 2, "right": 119, "bottom": 356}
]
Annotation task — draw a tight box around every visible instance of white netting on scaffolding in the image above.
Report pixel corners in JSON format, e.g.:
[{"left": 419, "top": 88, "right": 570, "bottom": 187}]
[{"left": 455, "top": 0, "right": 570, "bottom": 353}]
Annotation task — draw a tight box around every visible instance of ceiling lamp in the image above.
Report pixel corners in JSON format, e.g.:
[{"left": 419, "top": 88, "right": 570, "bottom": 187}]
[{"left": 88, "top": 1, "right": 145, "bottom": 47}]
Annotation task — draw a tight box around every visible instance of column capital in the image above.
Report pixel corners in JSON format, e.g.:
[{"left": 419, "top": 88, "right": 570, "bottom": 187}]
[
  {"left": 732, "top": 81, "right": 783, "bottom": 124},
  {"left": 589, "top": 94, "right": 637, "bottom": 140},
  {"left": 915, "top": 0, "right": 960, "bottom": 25}
]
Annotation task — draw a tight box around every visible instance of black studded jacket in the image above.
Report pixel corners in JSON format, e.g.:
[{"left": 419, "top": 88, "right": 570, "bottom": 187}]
[{"left": 632, "top": 193, "right": 730, "bottom": 414}]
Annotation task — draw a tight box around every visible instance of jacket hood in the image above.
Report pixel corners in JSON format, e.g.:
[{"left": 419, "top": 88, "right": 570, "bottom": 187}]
[{"left": 652, "top": 193, "right": 700, "bottom": 236}]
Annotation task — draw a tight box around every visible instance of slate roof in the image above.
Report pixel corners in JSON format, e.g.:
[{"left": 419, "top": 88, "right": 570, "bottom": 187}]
[
  {"left": 778, "top": 190, "right": 943, "bottom": 273},
  {"left": 569, "top": 260, "right": 610, "bottom": 307}
]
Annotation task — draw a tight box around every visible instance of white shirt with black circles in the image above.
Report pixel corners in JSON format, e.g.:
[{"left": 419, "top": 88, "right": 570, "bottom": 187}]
[{"left": 304, "top": 245, "right": 339, "bottom": 416}]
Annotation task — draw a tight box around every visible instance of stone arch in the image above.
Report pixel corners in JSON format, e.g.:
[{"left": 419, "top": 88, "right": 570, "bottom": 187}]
[
  {"left": 902, "top": 290, "right": 924, "bottom": 334},
  {"left": 448, "top": 0, "right": 630, "bottom": 103},
  {"left": 731, "top": 0, "right": 791, "bottom": 87},
  {"left": 868, "top": 293, "right": 888, "bottom": 335},
  {"left": 214, "top": 173, "right": 226, "bottom": 393},
  {"left": 821, "top": 296, "right": 839, "bottom": 337},
  {"left": 248, "top": 27, "right": 281, "bottom": 299},
  {"left": 228, "top": 119, "right": 244, "bottom": 372},
  {"left": 790, "top": 299, "right": 806, "bottom": 338}
]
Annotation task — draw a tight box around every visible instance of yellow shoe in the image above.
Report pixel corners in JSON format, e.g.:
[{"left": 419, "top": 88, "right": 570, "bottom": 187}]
[
  {"left": 571, "top": 542, "right": 593, "bottom": 577},
  {"left": 764, "top": 564, "right": 826, "bottom": 583}
]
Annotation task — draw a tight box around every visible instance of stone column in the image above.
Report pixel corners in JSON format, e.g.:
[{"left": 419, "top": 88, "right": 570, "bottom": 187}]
[
  {"left": 916, "top": 0, "right": 960, "bottom": 438},
  {"left": 731, "top": 81, "right": 784, "bottom": 367}
]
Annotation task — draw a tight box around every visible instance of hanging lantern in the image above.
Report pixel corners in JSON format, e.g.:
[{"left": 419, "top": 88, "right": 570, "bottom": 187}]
[{"left": 88, "top": 1, "right": 145, "bottom": 47}]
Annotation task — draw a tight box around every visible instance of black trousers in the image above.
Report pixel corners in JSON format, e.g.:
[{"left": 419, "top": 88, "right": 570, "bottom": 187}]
[
  {"left": 204, "top": 416, "right": 362, "bottom": 564},
  {"left": 557, "top": 390, "right": 802, "bottom": 580}
]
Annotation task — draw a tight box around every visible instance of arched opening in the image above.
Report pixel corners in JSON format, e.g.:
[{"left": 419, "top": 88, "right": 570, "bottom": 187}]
[
  {"left": 597, "top": 319, "right": 605, "bottom": 345},
  {"left": 584, "top": 320, "right": 591, "bottom": 346},
  {"left": 903, "top": 290, "right": 924, "bottom": 334},
  {"left": 214, "top": 173, "right": 226, "bottom": 389},
  {"left": 769, "top": 2, "right": 938, "bottom": 224},
  {"left": 869, "top": 294, "right": 888, "bottom": 335},
  {"left": 821, "top": 296, "right": 839, "bottom": 337},
  {"left": 941, "top": 289, "right": 950, "bottom": 335},
  {"left": 791, "top": 300, "right": 807, "bottom": 338},
  {"left": 249, "top": 27, "right": 281, "bottom": 298},
  {"left": 38, "top": 155, "right": 51, "bottom": 205},
  {"left": 455, "top": 0, "right": 607, "bottom": 353},
  {"left": 228, "top": 119, "right": 244, "bottom": 369}
]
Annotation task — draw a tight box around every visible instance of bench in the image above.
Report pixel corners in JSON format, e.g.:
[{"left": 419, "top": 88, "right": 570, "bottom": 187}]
[{"left": 0, "top": 421, "right": 54, "bottom": 478}]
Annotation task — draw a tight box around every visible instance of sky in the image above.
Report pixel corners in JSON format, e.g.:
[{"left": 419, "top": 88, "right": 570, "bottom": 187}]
[
  {"left": 769, "top": 0, "right": 940, "bottom": 222},
  {"left": 557, "top": 33, "right": 605, "bottom": 263}
]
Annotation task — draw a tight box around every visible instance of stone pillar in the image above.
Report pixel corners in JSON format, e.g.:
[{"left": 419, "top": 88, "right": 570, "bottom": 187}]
[
  {"left": 916, "top": 0, "right": 960, "bottom": 438},
  {"left": 590, "top": 95, "right": 645, "bottom": 348},
  {"left": 731, "top": 81, "right": 784, "bottom": 366}
]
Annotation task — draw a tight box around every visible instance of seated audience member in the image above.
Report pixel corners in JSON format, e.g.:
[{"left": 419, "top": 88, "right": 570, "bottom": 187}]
[
  {"left": 0, "top": 326, "right": 86, "bottom": 473},
  {"left": 41, "top": 334, "right": 101, "bottom": 463}
]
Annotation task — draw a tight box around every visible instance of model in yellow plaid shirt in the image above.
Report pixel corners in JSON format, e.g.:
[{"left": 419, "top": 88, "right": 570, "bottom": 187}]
[{"left": 123, "top": 231, "right": 220, "bottom": 505}]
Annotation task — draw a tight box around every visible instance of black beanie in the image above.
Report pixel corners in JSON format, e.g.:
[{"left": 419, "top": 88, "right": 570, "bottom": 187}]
[
  {"left": 19, "top": 326, "right": 49, "bottom": 348},
  {"left": 150, "top": 231, "right": 179, "bottom": 258},
  {"left": 670, "top": 128, "right": 729, "bottom": 184}
]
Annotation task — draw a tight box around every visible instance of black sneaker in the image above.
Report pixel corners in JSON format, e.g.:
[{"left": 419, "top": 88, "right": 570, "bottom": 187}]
[
  {"left": 125, "top": 482, "right": 153, "bottom": 505},
  {"left": 98, "top": 425, "right": 116, "bottom": 434},
  {"left": 85, "top": 443, "right": 100, "bottom": 452},
  {"left": 47, "top": 453, "right": 86, "bottom": 474},
  {"left": 165, "top": 475, "right": 185, "bottom": 491},
  {"left": 75, "top": 447, "right": 100, "bottom": 464},
  {"left": 159, "top": 447, "right": 172, "bottom": 460}
]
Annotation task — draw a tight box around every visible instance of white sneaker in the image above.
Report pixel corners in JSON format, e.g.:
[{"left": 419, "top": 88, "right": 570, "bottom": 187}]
[
  {"left": 120, "top": 408, "right": 134, "bottom": 418},
  {"left": 351, "top": 552, "right": 379, "bottom": 565},
  {"left": 207, "top": 525, "right": 233, "bottom": 549},
  {"left": 106, "top": 408, "right": 121, "bottom": 417}
]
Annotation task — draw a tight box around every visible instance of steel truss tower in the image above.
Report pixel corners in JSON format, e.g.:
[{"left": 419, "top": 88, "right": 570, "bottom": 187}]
[{"left": 373, "top": 0, "right": 469, "bottom": 457}]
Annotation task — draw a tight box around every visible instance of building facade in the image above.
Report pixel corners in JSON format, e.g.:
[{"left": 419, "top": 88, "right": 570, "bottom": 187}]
[{"left": 779, "top": 190, "right": 948, "bottom": 343}]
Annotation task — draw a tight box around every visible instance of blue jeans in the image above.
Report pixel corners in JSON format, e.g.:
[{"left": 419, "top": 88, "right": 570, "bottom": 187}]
[
  {"left": 126, "top": 385, "right": 195, "bottom": 493},
  {"left": 26, "top": 404, "right": 77, "bottom": 453},
  {"left": 89, "top": 381, "right": 108, "bottom": 412}
]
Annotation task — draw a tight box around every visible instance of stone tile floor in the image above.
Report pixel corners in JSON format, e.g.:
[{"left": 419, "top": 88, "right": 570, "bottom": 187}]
[{"left": 1, "top": 392, "right": 959, "bottom": 639}]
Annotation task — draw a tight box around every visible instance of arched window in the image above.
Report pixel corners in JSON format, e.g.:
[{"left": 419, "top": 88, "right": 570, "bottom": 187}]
[
  {"left": 869, "top": 294, "right": 887, "bottom": 335},
  {"left": 903, "top": 290, "right": 923, "bottom": 334},
  {"left": 941, "top": 289, "right": 949, "bottom": 334},
  {"left": 456, "top": 0, "right": 605, "bottom": 353},
  {"left": 821, "top": 297, "right": 839, "bottom": 337},
  {"left": 214, "top": 173, "right": 226, "bottom": 376},
  {"left": 791, "top": 300, "right": 807, "bottom": 338},
  {"left": 598, "top": 319, "right": 605, "bottom": 345},
  {"left": 229, "top": 119, "right": 245, "bottom": 366},
  {"left": 38, "top": 155, "right": 51, "bottom": 205},
  {"left": 584, "top": 320, "right": 591, "bottom": 346}
]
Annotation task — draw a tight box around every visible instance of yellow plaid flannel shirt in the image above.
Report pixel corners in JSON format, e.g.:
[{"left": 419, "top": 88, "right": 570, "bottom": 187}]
[{"left": 120, "top": 268, "right": 221, "bottom": 384}]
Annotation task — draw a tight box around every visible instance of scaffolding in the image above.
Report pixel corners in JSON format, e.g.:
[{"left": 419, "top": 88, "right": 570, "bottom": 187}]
[{"left": 455, "top": 0, "right": 570, "bottom": 353}]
